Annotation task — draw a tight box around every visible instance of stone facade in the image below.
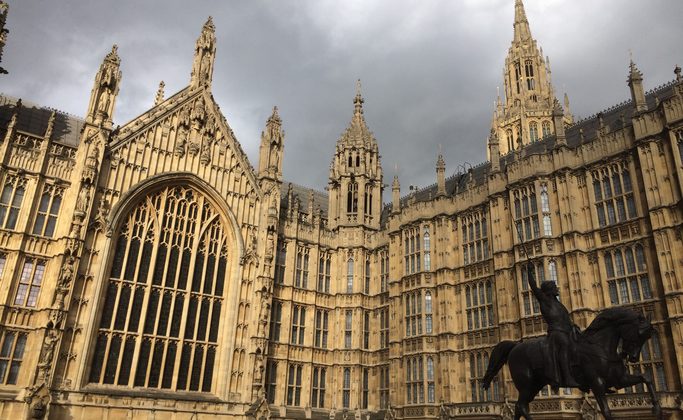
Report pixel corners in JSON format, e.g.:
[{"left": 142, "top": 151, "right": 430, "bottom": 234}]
[{"left": 0, "top": 1, "right": 682, "bottom": 419}]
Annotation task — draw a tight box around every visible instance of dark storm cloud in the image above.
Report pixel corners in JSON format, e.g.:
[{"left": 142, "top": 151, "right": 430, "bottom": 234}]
[{"left": 2, "top": 0, "right": 682, "bottom": 199}]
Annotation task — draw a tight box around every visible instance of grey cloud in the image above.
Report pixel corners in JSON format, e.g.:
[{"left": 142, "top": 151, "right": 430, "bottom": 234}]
[{"left": 2, "top": 0, "right": 682, "bottom": 199}]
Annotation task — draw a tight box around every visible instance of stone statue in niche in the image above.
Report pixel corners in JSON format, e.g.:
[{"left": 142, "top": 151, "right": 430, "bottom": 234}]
[
  {"left": 75, "top": 186, "right": 91, "bottom": 215},
  {"left": 200, "top": 53, "right": 211, "bottom": 83}
]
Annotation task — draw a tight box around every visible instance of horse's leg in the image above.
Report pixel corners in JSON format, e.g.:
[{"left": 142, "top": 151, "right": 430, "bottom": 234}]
[
  {"left": 614, "top": 373, "right": 662, "bottom": 420},
  {"left": 514, "top": 383, "right": 543, "bottom": 420},
  {"left": 590, "top": 377, "right": 614, "bottom": 420}
]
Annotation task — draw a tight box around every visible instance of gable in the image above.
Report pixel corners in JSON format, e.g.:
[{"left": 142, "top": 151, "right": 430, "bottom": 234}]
[{"left": 109, "top": 87, "right": 261, "bottom": 200}]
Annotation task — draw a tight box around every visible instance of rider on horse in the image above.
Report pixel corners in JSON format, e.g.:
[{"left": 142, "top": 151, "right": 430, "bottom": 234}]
[{"left": 526, "top": 264, "right": 580, "bottom": 389}]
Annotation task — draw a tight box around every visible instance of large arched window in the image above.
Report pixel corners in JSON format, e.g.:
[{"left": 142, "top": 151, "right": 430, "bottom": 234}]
[{"left": 89, "top": 186, "right": 230, "bottom": 392}]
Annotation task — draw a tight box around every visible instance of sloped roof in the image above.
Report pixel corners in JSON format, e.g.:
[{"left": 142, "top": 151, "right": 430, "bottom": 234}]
[
  {"left": 0, "top": 94, "right": 84, "bottom": 146},
  {"left": 280, "top": 181, "right": 329, "bottom": 217}
]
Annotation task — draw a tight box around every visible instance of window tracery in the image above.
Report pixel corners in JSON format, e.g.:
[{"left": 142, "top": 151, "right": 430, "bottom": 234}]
[{"left": 89, "top": 186, "right": 229, "bottom": 392}]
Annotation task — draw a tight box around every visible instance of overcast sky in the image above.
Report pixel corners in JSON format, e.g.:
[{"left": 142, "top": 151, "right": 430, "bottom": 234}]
[{"left": 2, "top": 0, "right": 683, "bottom": 199}]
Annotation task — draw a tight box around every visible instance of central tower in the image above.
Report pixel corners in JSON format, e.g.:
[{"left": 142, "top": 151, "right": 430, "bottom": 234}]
[
  {"left": 492, "top": 0, "right": 573, "bottom": 155},
  {"left": 328, "top": 81, "right": 383, "bottom": 230}
]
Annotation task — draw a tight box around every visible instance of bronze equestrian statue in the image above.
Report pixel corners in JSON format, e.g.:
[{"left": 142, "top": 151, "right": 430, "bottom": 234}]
[{"left": 482, "top": 260, "right": 662, "bottom": 420}]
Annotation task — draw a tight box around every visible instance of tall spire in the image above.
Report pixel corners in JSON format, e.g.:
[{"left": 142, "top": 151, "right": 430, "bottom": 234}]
[
  {"left": 513, "top": 0, "right": 532, "bottom": 42},
  {"left": 492, "top": 0, "right": 558, "bottom": 155},
  {"left": 328, "top": 81, "right": 383, "bottom": 230}
]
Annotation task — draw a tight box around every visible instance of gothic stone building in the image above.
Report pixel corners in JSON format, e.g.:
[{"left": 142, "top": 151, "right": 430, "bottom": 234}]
[{"left": 0, "top": 1, "right": 682, "bottom": 419}]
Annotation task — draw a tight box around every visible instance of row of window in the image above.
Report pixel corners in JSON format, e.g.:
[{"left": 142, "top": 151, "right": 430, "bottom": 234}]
[
  {"left": 270, "top": 303, "right": 378, "bottom": 349},
  {"left": 267, "top": 363, "right": 372, "bottom": 409},
  {"left": 0, "top": 176, "right": 63, "bottom": 237},
  {"left": 276, "top": 245, "right": 374, "bottom": 294},
  {"left": 346, "top": 182, "right": 374, "bottom": 216}
]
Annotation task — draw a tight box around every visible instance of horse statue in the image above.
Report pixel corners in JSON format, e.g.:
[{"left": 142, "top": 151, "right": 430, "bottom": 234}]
[{"left": 482, "top": 306, "right": 662, "bottom": 420}]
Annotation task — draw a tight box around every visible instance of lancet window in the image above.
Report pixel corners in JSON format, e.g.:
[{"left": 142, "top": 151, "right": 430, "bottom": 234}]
[
  {"left": 542, "top": 120, "right": 552, "bottom": 138},
  {"left": 89, "top": 186, "right": 229, "bottom": 393},
  {"left": 529, "top": 121, "right": 538, "bottom": 142},
  {"left": 471, "top": 351, "right": 498, "bottom": 401},
  {"left": 525, "top": 60, "right": 535, "bottom": 90},
  {"left": 462, "top": 211, "right": 489, "bottom": 264},
  {"left": 604, "top": 243, "right": 652, "bottom": 305},
  {"left": 404, "top": 227, "right": 421, "bottom": 274},
  {"left": 521, "top": 262, "right": 545, "bottom": 316},
  {"left": 592, "top": 163, "right": 636, "bottom": 227},
  {"left": 317, "top": 250, "right": 331, "bottom": 293},
  {"left": 32, "top": 185, "right": 63, "bottom": 237},
  {"left": 0, "top": 176, "right": 26, "bottom": 230},
  {"left": 513, "top": 185, "right": 540, "bottom": 241},
  {"left": 626, "top": 331, "right": 667, "bottom": 392},
  {"left": 379, "top": 248, "right": 389, "bottom": 293},
  {"left": 0, "top": 331, "right": 26, "bottom": 385},
  {"left": 405, "top": 356, "right": 425, "bottom": 404},
  {"left": 466, "top": 280, "right": 494, "bottom": 330}
]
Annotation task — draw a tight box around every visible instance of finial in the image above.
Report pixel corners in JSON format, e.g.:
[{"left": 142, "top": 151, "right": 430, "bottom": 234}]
[
  {"left": 675, "top": 64, "right": 682, "bottom": 82},
  {"left": 105, "top": 44, "right": 120, "bottom": 63},
  {"left": 155, "top": 81, "right": 165, "bottom": 105},
  {"left": 44, "top": 111, "right": 56, "bottom": 139},
  {"left": 354, "top": 79, "right": 364, "bottom": 115},
  {"left": 204, "top": 16, "right": 215, "bottom": 31},
  {"left": 267, "top": 105, "right": 281, "bottom": 125}
]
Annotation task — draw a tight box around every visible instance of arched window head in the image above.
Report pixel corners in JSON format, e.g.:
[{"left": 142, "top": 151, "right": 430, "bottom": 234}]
[
  {"left": 549, "top": 260, "right": 558, "bottom": 283},
  {"left": 347, "top": 182, "right": 358, "bottom": 215},
  {"left": 525, "top": 60, "right": 535, "bottom": 91},
  {"left": 529, "top": 122, "right": 538, "bottom": 142},
  {"left": 346, "top": 258, "right": 354, "bottom": 293},
  {"left": 90, "top": 185, "right": 230, "bottom": 392},
  {"left": 542, "top": 121, "right": 552, "bottom": 138}
]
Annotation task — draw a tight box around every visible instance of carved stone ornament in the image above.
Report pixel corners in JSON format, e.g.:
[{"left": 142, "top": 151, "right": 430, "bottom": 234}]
[
  {"left": 175, "top": 127, "right": 188, "bottom": 157},
  {"left": 23, "top": 382, "right": 51, "bottom": 420},
  {"left": 240, "top": 231, "right": 259, "bottom": 267},
  {"left": 187, "top": 139, "right": 200, "bottom": 156},
  {"left": 200, "top": 141, "right": 211, "bottom": 165}
]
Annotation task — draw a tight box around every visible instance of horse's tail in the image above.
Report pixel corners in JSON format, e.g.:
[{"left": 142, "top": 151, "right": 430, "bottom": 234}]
[{"left": 482, "top": 340, "right": 517, "bottom": 389}]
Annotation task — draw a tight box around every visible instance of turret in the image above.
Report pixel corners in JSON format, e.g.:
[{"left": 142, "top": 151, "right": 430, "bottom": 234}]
[
  {"left": 553, "top": 99, "right": 567, "bottom": 147},
  {"left": 85, "top": 45, "right": 121, "bottom": 129},
  {"left": 258, "top": 106, "right": 284, "bottom": 181},
  {"left": 628, "top": 60, "right": 647, "bottom": 113},
  {"left": 190, "top": 17, "right": 216, "bottom": 90},
  {"left": 488, "top": 129, "right": 500, "bottom": 172},
  {"left": 493, "top": 0, "right": 559, "bottom": 155},
  {"left": 328, "top": 80, "right": 383, "bottom": 230}
]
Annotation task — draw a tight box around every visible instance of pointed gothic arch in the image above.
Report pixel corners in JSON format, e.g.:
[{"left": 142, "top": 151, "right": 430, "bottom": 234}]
[{"left": 83, "top": 173, "right": 243, "bottom": 395}]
